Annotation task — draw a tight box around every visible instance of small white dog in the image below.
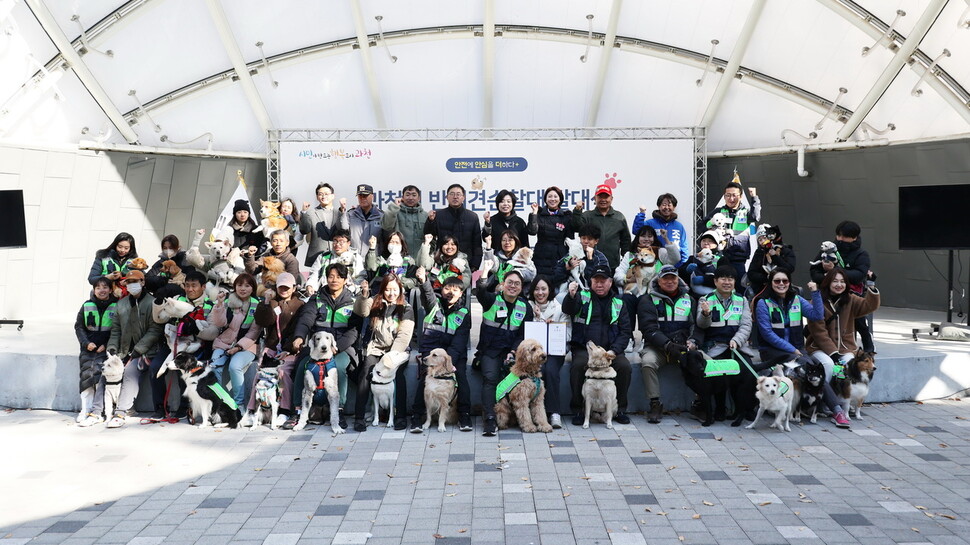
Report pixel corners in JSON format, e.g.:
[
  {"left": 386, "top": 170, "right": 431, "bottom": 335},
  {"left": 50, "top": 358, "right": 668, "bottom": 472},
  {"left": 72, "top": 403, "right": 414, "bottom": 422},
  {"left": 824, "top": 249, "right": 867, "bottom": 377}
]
[
  {"left": 746, "top": 374, "right": 795, "bottom": 432},
  {"left": 369, "top": 351, "right": 410, "bottom": 428},
  {"left": 582, "top": 341, "right": 618, "bottom": 429},
  {"left": 101, "top": 354, "right": 126, "bottom": 422},
  {"left": 564, "top": 238, "right": 586, "bottom": 288},
  {"left": 294, "top": 331, "right": 344, "bottom": 435},
  {"left": 422, "top": 349, "right": 458, "bottom": 432},
  {"left": 249, "top": 366, "right": 282, "bottom": 430}
]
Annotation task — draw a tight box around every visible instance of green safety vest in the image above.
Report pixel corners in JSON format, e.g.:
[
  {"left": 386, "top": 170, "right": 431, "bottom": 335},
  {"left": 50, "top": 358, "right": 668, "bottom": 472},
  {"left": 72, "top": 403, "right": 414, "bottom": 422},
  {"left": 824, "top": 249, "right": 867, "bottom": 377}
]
[
  {"left": 315, "top": 298, "right": 355, "bottom": 329},
  {"left": 495, "top": 261, "right": 516, "bottom": 284},
  {"left": 100, "top": 256, "right": 130, "bottom": 276},
  {"left": 651, "top": 293, "right": 692, "bottom": 322},
  {"left": 704, "top": 293, "right": 745, "bottom": 327},
  {"left": 482, "top": 297, "right": 528, "bottom": 331},
  {"left": 710, "top": 206, "right": 752, "bottom": 234},
  {"left": 832, "top": 362, "right": 846, "bottom": 379},
  {"left": 495, "top": 372, "right": 542, "bottom": 402},
  {"left": 82, "top": 301, "right": 117, "bottom": 332},
  {"left": 704, "top": 359, "right": 740, "bottom": 377},
  {"left": 207, "top": 382, "right": 238, "bottom": 410},
  {"left": 765, "top": 298, "right": 802, "bottom": 330},
  {"left": 229, "top": 297, "right": 259, "bottom": 328},
  {"left": 424, "top": 301, "right": 469, "bottom": 335},
  {"left": 574, "top": 290, "right": 623, "bottom": 325}
]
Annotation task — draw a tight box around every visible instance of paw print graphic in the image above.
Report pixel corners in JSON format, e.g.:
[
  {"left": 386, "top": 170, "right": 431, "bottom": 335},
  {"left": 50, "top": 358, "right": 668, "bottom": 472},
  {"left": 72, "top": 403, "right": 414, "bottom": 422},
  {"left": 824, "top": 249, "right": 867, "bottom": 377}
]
[{"left": 603, "top": 172, "right": 622, "bottom": 188}]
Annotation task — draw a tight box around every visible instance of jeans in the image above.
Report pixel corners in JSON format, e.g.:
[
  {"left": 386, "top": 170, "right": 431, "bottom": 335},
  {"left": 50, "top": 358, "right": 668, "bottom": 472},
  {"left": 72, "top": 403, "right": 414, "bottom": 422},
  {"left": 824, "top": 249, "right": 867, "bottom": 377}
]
[
  {"left": 211, "top": 349, "right": 258, "bottom": 406},
  {"left": 542, "top": 354, "right": 566, "bottom": 414}
]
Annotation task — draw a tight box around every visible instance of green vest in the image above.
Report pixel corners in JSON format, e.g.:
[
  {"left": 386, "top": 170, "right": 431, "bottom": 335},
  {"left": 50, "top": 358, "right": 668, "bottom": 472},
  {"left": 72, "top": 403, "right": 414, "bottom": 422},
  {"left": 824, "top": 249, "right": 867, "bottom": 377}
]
[
  {"left": 100, "top": 256, "right": 130, "bottom": 276},
  {"left": 704, "top": 293, "right": 745, "bottom": 327},
  {"left": 704, "top": 359, "right": 740, "bottom": 377},
  {"left": 241, "top": 296, "right": 259, "bottom": 327},
  {"left": 712, "top": 206, "right": 751, "bottom": 234},
  {"left": 496, "top": 372, "right": 542, "bottom": 402},
  {"left": 82, "top": 301, "right": 117, "bottom": 332},
  {"left": 495, "top": 261, "right": 516, "bottom": 284},
  {"left": 651, "top": 293, "right": 692, "bottom": 322},
  {"left": 574, "top": 290, "right": 623, "bottom": 325},
  {"left": 765, "top": 298, "right": 801, "bottom": 330},
  {"left": 424, "top": 301, "right": 469, "bottom": 335},
  {"left": 315, "top": 297, "right": 355, "bottom": 329},
  {"left": 482, "top": 297, "right": 528, "bottom": 330}
]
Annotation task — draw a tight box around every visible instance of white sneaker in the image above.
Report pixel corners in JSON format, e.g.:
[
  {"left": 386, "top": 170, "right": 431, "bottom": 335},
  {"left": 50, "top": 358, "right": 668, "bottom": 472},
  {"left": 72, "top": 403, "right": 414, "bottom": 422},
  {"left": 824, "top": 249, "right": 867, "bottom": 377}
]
[
  {"left": 550, "top": 413, "right": 562, "bottom": 429},
  {"left": 78, "top": 413, "right": 103, "bottom": 427},
  {"left": 273, "top": 413, "right": 288, "bottom": 428},
  {"left": 76, "top": 412, "right": 85, "bottom": 423},
  {"left": 240, "top": 411, "right": 254, "bottom": 427},
  {"left": 105, "top": 415, "right": 125, "bottom": 428}
]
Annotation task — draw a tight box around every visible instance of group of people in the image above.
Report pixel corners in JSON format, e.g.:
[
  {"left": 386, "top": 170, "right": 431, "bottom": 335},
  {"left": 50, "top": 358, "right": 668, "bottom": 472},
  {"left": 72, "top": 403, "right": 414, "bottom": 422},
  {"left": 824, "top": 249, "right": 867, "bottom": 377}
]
[{"left": 75, "top": 178, "right": 880, "bottom": 435}]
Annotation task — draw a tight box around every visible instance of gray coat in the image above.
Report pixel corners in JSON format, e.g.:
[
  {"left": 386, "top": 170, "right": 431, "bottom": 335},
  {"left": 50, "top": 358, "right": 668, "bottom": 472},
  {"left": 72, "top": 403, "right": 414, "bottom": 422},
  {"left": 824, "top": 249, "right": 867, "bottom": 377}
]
[
  {"left": 381, "top": 201, "right": 428, "bottom": 259},
  {"left": 348, "top": 205, "right": 385, "bottom": 255},
  {"left": 299, "top": 205, "right": 349, "bottom": 267},
  {"left": 107, "top": 294, "right": 163, "bottom": 358}
]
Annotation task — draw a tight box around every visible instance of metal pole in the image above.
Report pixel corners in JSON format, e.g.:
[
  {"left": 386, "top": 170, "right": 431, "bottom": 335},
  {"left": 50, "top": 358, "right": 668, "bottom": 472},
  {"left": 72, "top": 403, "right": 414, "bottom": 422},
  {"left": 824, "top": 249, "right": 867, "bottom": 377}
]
[{"left": 948, "top": 249, "right": 954, "bottom": 323}]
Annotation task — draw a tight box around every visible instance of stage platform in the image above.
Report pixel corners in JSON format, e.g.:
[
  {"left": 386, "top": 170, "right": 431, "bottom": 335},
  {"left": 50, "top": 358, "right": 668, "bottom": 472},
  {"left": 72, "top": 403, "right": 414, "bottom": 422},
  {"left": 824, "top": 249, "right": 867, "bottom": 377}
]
[{"left": 2, "top": 306, "right": 969, "bottom": 414}]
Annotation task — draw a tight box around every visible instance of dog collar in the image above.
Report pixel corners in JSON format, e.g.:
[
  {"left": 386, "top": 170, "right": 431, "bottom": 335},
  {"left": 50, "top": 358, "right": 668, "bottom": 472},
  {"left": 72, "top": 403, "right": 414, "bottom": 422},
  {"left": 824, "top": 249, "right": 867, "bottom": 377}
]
[
  {"left": 585, "top": 371, "right": 616, "bottom": 381},
  {"left": 104, "top": 379, "right": 123, "bottom": 386},
  {"left": 431, "top": 373, "right": 457, "bottom": 383},
  {"left": 370, "top": 372, "right": 395, "bottom": 385},
  {"left": 778, "top": 381, "right": 790, "bottom": 398}
]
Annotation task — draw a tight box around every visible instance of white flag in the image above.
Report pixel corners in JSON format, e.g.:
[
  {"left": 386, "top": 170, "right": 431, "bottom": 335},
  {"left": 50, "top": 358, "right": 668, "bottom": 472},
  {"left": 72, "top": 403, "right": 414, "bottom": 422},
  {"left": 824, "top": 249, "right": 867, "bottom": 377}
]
[{"left": 214, "top": 170, "right": 249, "bottom": 235}]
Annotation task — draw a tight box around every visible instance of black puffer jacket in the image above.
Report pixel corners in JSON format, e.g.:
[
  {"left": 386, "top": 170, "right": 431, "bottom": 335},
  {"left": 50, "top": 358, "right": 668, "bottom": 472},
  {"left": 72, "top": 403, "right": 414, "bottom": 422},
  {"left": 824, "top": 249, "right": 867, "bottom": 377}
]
[
  {"left": 809, "top": 237, "right": 870, "bottom": 292},
  {"left": 483, "top": 212, "right": 530, "bottom": 252},
  {"left": 424, "top": 205, "right": 483, "bottom": 270},
  {"left": 145, "top": 250, "right": 197, "bottom": 293},
  {"left": 747, "top": 244, "right": 796, "bottom": 295},
  {"left": 527, "top": 207, "right": 574, "bottom": 277}
]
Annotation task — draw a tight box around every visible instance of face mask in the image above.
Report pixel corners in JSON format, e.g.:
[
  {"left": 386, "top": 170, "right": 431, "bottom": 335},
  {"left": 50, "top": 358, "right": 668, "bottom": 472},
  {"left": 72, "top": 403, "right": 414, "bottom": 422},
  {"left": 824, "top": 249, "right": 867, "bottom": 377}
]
[
  {"left": 388, "top": 244, "right": 402, "bottom": 255},
  {"left": 162, "top": 249, "right": 176, "bottom": 258},
  {"left": 127, "top": 283, "right": 143, "bottom": 296}
]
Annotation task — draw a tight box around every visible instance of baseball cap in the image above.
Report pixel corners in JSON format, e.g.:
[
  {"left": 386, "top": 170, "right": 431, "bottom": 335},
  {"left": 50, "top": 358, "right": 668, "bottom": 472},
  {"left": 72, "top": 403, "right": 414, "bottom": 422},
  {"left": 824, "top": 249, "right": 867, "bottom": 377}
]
[
  {"left": 589, "top": 264, "right": 612, "bottom": 278},
  {"left": 276, "top": 272, "right": 296, "bottom": 288},
  {"left": 658, "top": 265, "right": 679, "bottom": 278},
  {"left": 595, "top": 184, "right": 613, "bottom": 196},
  {"left": 124, "top": 270, "right": 145, "bottom": 282},
  {"left": 356, "top": 184, "right": 374, "bottom": 195}
]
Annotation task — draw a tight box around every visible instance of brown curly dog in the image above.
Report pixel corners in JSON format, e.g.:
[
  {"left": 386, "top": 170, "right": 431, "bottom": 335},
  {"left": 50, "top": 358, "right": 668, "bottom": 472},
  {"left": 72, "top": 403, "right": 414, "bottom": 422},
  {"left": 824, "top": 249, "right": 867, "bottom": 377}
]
[{"left": 495, "top": 339, "right": 553, "bottom": 433}]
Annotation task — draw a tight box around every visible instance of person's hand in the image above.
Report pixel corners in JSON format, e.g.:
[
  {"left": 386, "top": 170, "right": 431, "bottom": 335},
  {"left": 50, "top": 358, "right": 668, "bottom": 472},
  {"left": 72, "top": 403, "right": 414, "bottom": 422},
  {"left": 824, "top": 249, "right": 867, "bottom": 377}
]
[
  {"left": 369, "top": 236, "right": 377, "bottom": 250},
  {"left": 481, "top": 260, "right": 494, "bottom": 275},
  {"left": 574, "top": 201, "right": 584, "bottom": 211},
  {"left": 339, "top": 198, "right": 347, "bottom": 210},
  {"left": 196, "top": 228, "right": 206, "bottom": 237},
  {"left": 484, "top": 235, "right": 492, "bottom": 248},
  {"left": 821, "top": 260, "right": 834, "bottom": 271},
  {"left": 748, "top": 187, "right": 757, "bottom": 198},
  {"left": 264, "top": 291, "right": 274, "bottom": 304},
  {"left": 639, "top": 206, "right": 647, "bottom": 213},
  {"left": 227, "top": 346, "right": 240, "bottom": 356},
  {"left": 793, "top": 349, "right": 802, "bottom": 357},
  {"left": 423, "top": 233, "right": 433, "bottom": 246},
  {"left": 86, "top": 342, "right": 97, "bottom": 352},
  {"left": 291, "top": 338, "right": 304, "bottom": 351},
  {"left": 686, "top": 340, "right": 697, "bottom": 351},
  {"left": 107, "top": 271, "right": 121, "bottom": 280},
  {"left": 658, "top": 228, "right": 668, "bottom": 243},
  {"left": 495, "top": 282, "right": 504, "bottom": 294},
  {"left": 585, "top": 246, "right": 594, "bottom": 260},
  {"left": 360, "top": 280, "right": 369, "bottom": 297},
  {"left": 568, "top": 282, "right": 579, "bottom": 297},
  {"left": 96, "top": 345, "right": 106, "bottom": 353},
  {"left": 394, "top": 197, "right": 402, "bottom": 206},
  {"left": 483, "top": 211, "right": 491, "bottom": 224},
  {"left": 302, "top": 201, "right": 311, "bottom": 212},
  {"left": 767, "top": 247, "right": 776, "bottom": 258},
  {"left": 531, "top": 203, "right": 539, "bottom": 213},
  {"left": 699, "top": 299, "right": 711, "bottom": 315},
  {"left": 567, "top": 257, "right": 579, "bottom": 271},
  {"left": 306, "top": 284, "right": 317, "bottom": 296},
  {"left": 427, "top": 210, "right": 436, "bottom": 221},
  {"left": 729, "top": 340, "right": 738, "bottom": 350},
  {"left": 214, "top": 291, "right": 227, "bottom": 305},
  {"left": 416, "top": 267, "right": 426, "bottom": 283},
  {"left": 806, "top": 281, "right": 818, "bottom": 292}
]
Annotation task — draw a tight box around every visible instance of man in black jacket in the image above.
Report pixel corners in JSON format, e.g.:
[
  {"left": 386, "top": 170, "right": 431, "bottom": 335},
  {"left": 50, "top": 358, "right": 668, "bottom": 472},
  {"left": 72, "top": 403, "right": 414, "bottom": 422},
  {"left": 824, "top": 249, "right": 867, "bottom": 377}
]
[
  {"left": 562, "top": 265, "right": 633, "bottom": 426},
  {"left": 424, "top": 184, "right": 483, "bottom": 270}
]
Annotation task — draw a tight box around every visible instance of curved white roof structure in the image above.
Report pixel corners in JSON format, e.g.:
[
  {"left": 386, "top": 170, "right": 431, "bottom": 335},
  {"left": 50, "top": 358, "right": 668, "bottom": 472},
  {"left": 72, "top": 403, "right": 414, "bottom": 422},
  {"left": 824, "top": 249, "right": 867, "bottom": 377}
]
[{"left": 2, "top": 0, "right": 970, "bottom": 154}]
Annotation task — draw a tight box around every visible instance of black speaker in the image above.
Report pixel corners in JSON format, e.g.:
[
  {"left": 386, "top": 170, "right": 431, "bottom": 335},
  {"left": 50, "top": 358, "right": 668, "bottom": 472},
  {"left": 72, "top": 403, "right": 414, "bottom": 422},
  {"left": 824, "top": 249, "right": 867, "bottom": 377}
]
[{"left": 0, "top": 190, "right": 27, "bottom": 248}]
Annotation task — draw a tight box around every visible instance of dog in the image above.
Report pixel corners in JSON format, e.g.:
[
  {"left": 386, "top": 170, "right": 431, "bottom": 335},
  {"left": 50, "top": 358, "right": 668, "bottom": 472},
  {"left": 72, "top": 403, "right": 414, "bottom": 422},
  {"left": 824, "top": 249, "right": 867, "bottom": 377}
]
[
  {"left": 809, "top": 241, "right": 839, "bottom": 266},
  {"left": 470, "top": 176, "right": 485, "bottom": 190},
  {"left": 101, "top": 353, "right": 125, "bottom": 422},
  {"left": 250, "top": 365, "right": 282, "bottom": 430},
  {"left": 128, "top": 257, "right": 149, "bottom": 271},
  {"left": 581, "top": 340, "right": 618, "bottom": 429},
  {"left": 831, "top": 350, "right": 876, "bottom": 419},
  {"left": 494, "top": 339, "right": 553, "bottom": 433},
  {"left": 369, "top": 351, "right": 410, "bottom": 428},
  {"left": 746, "top": 373, "right": 795, "bottom": 432},
  {"left": 709, "top": 213, "right": 730, "bottom": 240},
  {"left": 205, "top": 260, "right": 239, "bottom": 300},
  {"left": 152, "top": 297, "right": 204, "bottom": 377},
  {"left": 170, "top": 353, "right": 241, "bottom": 428},
  {"left": 295, "top": 331, "right": 344, "bottom": 434},
  {"left": 680, "top": 350, "right": 755, "bottom": 427},
  {"left": 254, "top": 255, "right": 285, "bottom": 298},
  {"left": 160, "top": 259, "right": 186, "bottom": 288},
  {"left": 563, "top": 237, "right": 586, "bottom": 288},
  {"left": 624, "top": 246, "right": 658, "bottom": 296},
  {"left": 696, "top": 248, "right": 715, "bottom": 265},
  {"left": 421, "top": 348, "right": 459, "bottom": 432},
  {"left": 783, "top": 357, "right": 825, "bottom": 424},
  {"left": 255, "top": 200, "right": 289, "bottom": 233}
]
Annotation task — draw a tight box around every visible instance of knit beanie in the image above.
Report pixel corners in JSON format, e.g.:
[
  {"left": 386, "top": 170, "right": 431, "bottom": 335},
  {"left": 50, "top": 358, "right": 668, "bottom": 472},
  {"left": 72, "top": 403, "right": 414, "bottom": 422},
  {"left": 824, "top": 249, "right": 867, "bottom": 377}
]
[{"left": 233, "top": 199, "right": 250, "bottom": 214}]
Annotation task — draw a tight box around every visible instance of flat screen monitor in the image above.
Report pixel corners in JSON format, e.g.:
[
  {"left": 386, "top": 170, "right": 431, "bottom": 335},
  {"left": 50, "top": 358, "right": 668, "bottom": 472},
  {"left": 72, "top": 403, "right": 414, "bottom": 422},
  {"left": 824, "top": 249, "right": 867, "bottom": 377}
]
[
  {"left": 899, "top": 184, "right": 970, "bottom": 250},
  {"left": 0, "top": 190, "right": 27, "bottom": 248}
]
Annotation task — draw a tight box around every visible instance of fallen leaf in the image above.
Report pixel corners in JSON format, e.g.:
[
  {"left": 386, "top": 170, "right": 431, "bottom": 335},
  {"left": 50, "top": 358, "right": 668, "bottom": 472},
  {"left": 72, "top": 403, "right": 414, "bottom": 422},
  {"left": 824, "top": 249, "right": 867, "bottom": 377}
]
[
  {"left": 737, "top": 465, "right": 750, "bottom": 468},
  {"left": 445, "top": 493, "right": 457, "bottom": 497},
  {"left": 330, "top": 495, "right": 345, "bottom": 499},
  {"left": 702, "top": 501, "right": 714, "bottom": 506},
  {"left": 912, "top": 528, "right": 920, "bottom": 532},
  {"left": 916, "top": 506, "right": 927, "bottom": 510},
  {"left": 644, "top": 507, "right": 652, "bottom": 512},
  {"left": 563, "top": 493, "right": 571, "bottom": 497},
  {"left": 641, "top": 449, "right": 653, "bottom": 453},
  {"left": 939, "top": 443, "right": 949, "bottom": 448},
  {"left": 293, "top": 457, "right": 300, "bottom": 461},
  {"left": 679, "top": 536, "right": 685, "bottom": 541},
  {"left": 657, "top": 511, "right": 668, "bottom": 516},
  {"left": 715, "top": 437, "right": 723, "bottom": 441},
  {"left": 386, "top": 474, "right": 394, "bottom": 478},
  {"left": 925, "top": 512, "right": 936, "bottom": 518},
  {"left": 589, "top": 438, "right": 597, "bottom": 442},
  {"left": 581, "top": 477, "right": 591, "bottom": 480},
  {"left": 666, "top": 466, "right": 677, "bottom": 470},
  {"left": 188, "top": 510, "right": 197, "bottom": 516},
  {"left": 690, "top": 480, "right": 697, "bottom": 484},
  {"left": 253, "top": 468, "right": 263, "bottom": 471},
  {"left": 798, "top": 493, "right": 806, "bottom": 498},
  {"left": 907, "top": 434, "right": 916, "bottom": 438},
  {"left": 433, "top": 534, "right": 444, "bottom": 539},
  {"left": 634, "top": 486, "right": 641, "bottom": 489},
  {"left": 884, "top": 442, "right": 896, "bottom": 446},
  {"left": 759, "top": 502, "right": 772, "bottom": 506},
  {"left": 447, "top": 482, "right": 457, "bottom": 486},
  {"left": 799, "top": 499, "right": 813, "bottom": 503},
  {"left": 940, "top": 514, "right": 957, "bottom": 520},
  {"left": 692, "top": 514, "right": 701, "bottom": 519},
  {"left": 414, "top": 463, "right": 423, "bottom": 466},
  {"left": 880, "top": 486, "right": 892, "bottom": 490},
  {"left": 521, "top": 477, "right": 529, "bottom": 481},
  {"left": 458, "top": 529, "right": 467, "bottom": 533}
]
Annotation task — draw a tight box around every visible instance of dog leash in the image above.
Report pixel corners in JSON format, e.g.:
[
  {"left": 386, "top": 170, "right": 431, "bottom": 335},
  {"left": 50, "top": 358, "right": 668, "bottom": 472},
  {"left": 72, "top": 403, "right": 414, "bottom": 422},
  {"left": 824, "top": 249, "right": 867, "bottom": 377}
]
[{"left": 731, "top": 348, "right": 760, "bottom": 379}]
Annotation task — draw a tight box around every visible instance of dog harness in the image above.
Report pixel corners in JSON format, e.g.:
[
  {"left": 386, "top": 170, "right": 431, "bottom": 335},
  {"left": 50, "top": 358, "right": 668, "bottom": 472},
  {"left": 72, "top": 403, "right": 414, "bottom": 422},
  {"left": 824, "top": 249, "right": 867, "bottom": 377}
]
[
  {"left": 185, "top": 366, "right": 238, "bottom": 410},
  {"left": 832, "top": 362, "right": 846, "bottom": 379},
  {"left": 308, "top": 359, "right": 337, "bottom": 405},
  {"left": 495, "top": 372, "right": 542, "bottom": 403},
  {"left": 431, "top": 373, "right": 459, "bottom": 402},
  {"left": 255, "top": 368, "right": 280, "bottom": 409},
  {"left": 703, "top": 359, "right": 740, "bottom": 378},
  {"left": 777, "top": 381, "right": 790, "bottom": 398},
  {"left": 585, "top": 370, "right": 617, "bottom": 381}
]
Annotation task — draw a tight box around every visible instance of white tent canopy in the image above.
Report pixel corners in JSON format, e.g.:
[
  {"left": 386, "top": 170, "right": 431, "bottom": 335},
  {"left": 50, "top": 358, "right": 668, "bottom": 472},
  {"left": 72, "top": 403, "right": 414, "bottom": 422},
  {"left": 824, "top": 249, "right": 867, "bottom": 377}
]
[{"left": 2, "top": 0, "right": 970, "bottom": 155}]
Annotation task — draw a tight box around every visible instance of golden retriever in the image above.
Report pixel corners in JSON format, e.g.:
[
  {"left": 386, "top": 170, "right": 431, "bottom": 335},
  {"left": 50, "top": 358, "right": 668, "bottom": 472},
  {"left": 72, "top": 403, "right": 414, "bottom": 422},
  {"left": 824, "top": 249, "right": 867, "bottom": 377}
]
[
  {"left": 495, "top": 339, "right": 552, "bottom": 433},
  {"left": 421, "top": 348, "right": 459, "bottom": 432},
  {"left": 582, "top": 340, "right": 618, "bottom": 429}
]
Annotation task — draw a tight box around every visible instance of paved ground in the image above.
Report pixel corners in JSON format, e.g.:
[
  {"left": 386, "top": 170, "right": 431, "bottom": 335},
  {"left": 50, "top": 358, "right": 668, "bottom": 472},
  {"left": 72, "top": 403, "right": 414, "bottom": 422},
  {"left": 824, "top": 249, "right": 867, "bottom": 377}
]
[{"left": 2, "top": 399, "right": 970, "bottom": 545}]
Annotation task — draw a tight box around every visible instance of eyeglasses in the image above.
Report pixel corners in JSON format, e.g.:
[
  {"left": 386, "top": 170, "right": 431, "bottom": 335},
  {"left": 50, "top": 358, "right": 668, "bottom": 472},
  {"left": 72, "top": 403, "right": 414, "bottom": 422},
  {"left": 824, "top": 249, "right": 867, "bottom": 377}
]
[
  {"left": 772, "top": 279, "right": 790, "bottom": 285},
  {"left": 447, "top": 191, "right": 464, "bottom": 197},
  {"left": 505, "top": 281, "right": 522, "bottom": 287}
]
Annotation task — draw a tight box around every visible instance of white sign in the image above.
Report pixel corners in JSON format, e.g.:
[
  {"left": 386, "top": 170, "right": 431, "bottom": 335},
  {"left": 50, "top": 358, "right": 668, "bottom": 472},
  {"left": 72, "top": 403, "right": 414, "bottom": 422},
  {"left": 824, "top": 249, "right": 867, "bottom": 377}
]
[{"left": 279, "top": 138, "right": 695, "bottom": 246}]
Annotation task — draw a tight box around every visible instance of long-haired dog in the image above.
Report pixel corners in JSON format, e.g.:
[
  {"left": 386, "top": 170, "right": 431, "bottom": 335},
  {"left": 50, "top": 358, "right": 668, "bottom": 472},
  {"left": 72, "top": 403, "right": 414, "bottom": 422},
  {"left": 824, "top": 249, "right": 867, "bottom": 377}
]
[
  {"left": 582, "top": 341, "right": 618, "bottom": 429},
  {"left": 152, "top": 297, "right": 203, "bottom": 377},
  {"left": 784, "top": 357, "right": 825, "bottom": 424},
  {"left": 831, "top": 350, "right": 876, "bottom": 420},
  {"left": 564, "top": 238, "right": 586, "bottom": 288},
  {"left": 680, "top": 350, "right": 755, "bottom": 427},
  {"left": 255, "top": 200, "right": 288, "bottom": 233},
  {"left": 624, "top": 246, "right": 658, "bottom": 296},
  {"left": 101, "top": 353, "right": 126, "bottom": 422},
  {"left": 495, "top": 339, "right": 553, "bottom": 433},
  {"left": 255, "top": 256, "right": 285, "bottom": 299},
  {"left": 746, "top": 372, "right": 795, "bottom": 432},
  {"left": 421, "top": 348, "right": 459, "bottom": 432},
  {"left": 160, "top": 259, "right": 186, "bottom": 288},
  {"left": 369, "top": 351, "right": 410, "bottom": 428},
  {"left": 250, "top": 364, "right": 282, "bottom": 430},
  {"left": 294, "top": 331, "right": 344, "bottom": 434},
  {"left": 172, "top": 353, "right": 241, "bottom": 428}
]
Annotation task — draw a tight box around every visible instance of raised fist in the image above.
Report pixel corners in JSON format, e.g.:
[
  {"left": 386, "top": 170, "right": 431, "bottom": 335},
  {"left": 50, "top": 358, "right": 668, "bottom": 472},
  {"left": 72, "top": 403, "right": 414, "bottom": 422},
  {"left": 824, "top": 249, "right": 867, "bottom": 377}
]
[
  {"left": 424, "top": 233, "right": 433, "bottom": 244},
  {"left": 339, "top": 198, "right": 347, "bottom": 209},
  {"left": 574, "top": 201, "right": 585, "bottom": 211},
  {"left": 416, "top": 267, "right": 426, "bottom": 283},
  {"left": 427, "top": 210, "right": 436, "bottom": 221},
  {"left": 639, "top": 206, "right": 647, "bottom": 213},
  {"left": 302, "top": 202, "right": 311, "bottom": 212},
  {"left": 699, "top": 299, "right": 711, "bottom": 314},
  {"left": 369, "top": 236, "right": 377, "bottom": 250},
  {"left": 806, "top": 281, "right": 817, "bottom": 292},
  {"left": 568, "top": 282, "right": 579, "bottom": 297},
  {"left": 748, "top": 187, "right": 757, "bottom": 198},
  {"left": 483, "top": 211, "right": 491, "bottom": 224},
  {"left": 196, "top": 228, "right": 206, "bottom": 237},
  {"left": 360, "top": 280, "right": 369, "bottom": 297},
  {"left": 394, "top": 197, "right": 402, "bottom": 206},
  {"left": 531, "top": 203, "right": 539, "bottom": 213}
]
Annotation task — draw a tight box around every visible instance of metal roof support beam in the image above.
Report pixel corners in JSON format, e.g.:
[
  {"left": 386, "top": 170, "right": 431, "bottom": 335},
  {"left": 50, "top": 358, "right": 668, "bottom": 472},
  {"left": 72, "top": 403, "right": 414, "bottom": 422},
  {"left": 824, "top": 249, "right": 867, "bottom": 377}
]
[
  {"left": 698, "top": 0, "right": 766, "bottom": 128},
  {"left": 836, "top": 0, "right": 948, "bottom": 141},
  {"left": 818, "top": 0, "right": 970, "bottom": 126},
  {"left": 585, "top": 0, "right": 622, "bottom": 127},
  {"left": 24, "top": 0, "right": 140, "bottom": 143},
  {"left": 483, "top": 0, "right": 495, "bottom": 127},
  {"left": 203, "top": 0, "right": 272, "bottom": 133},
  {"left": 350, "top": 0, "right": 387, "bottom": 128}
]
